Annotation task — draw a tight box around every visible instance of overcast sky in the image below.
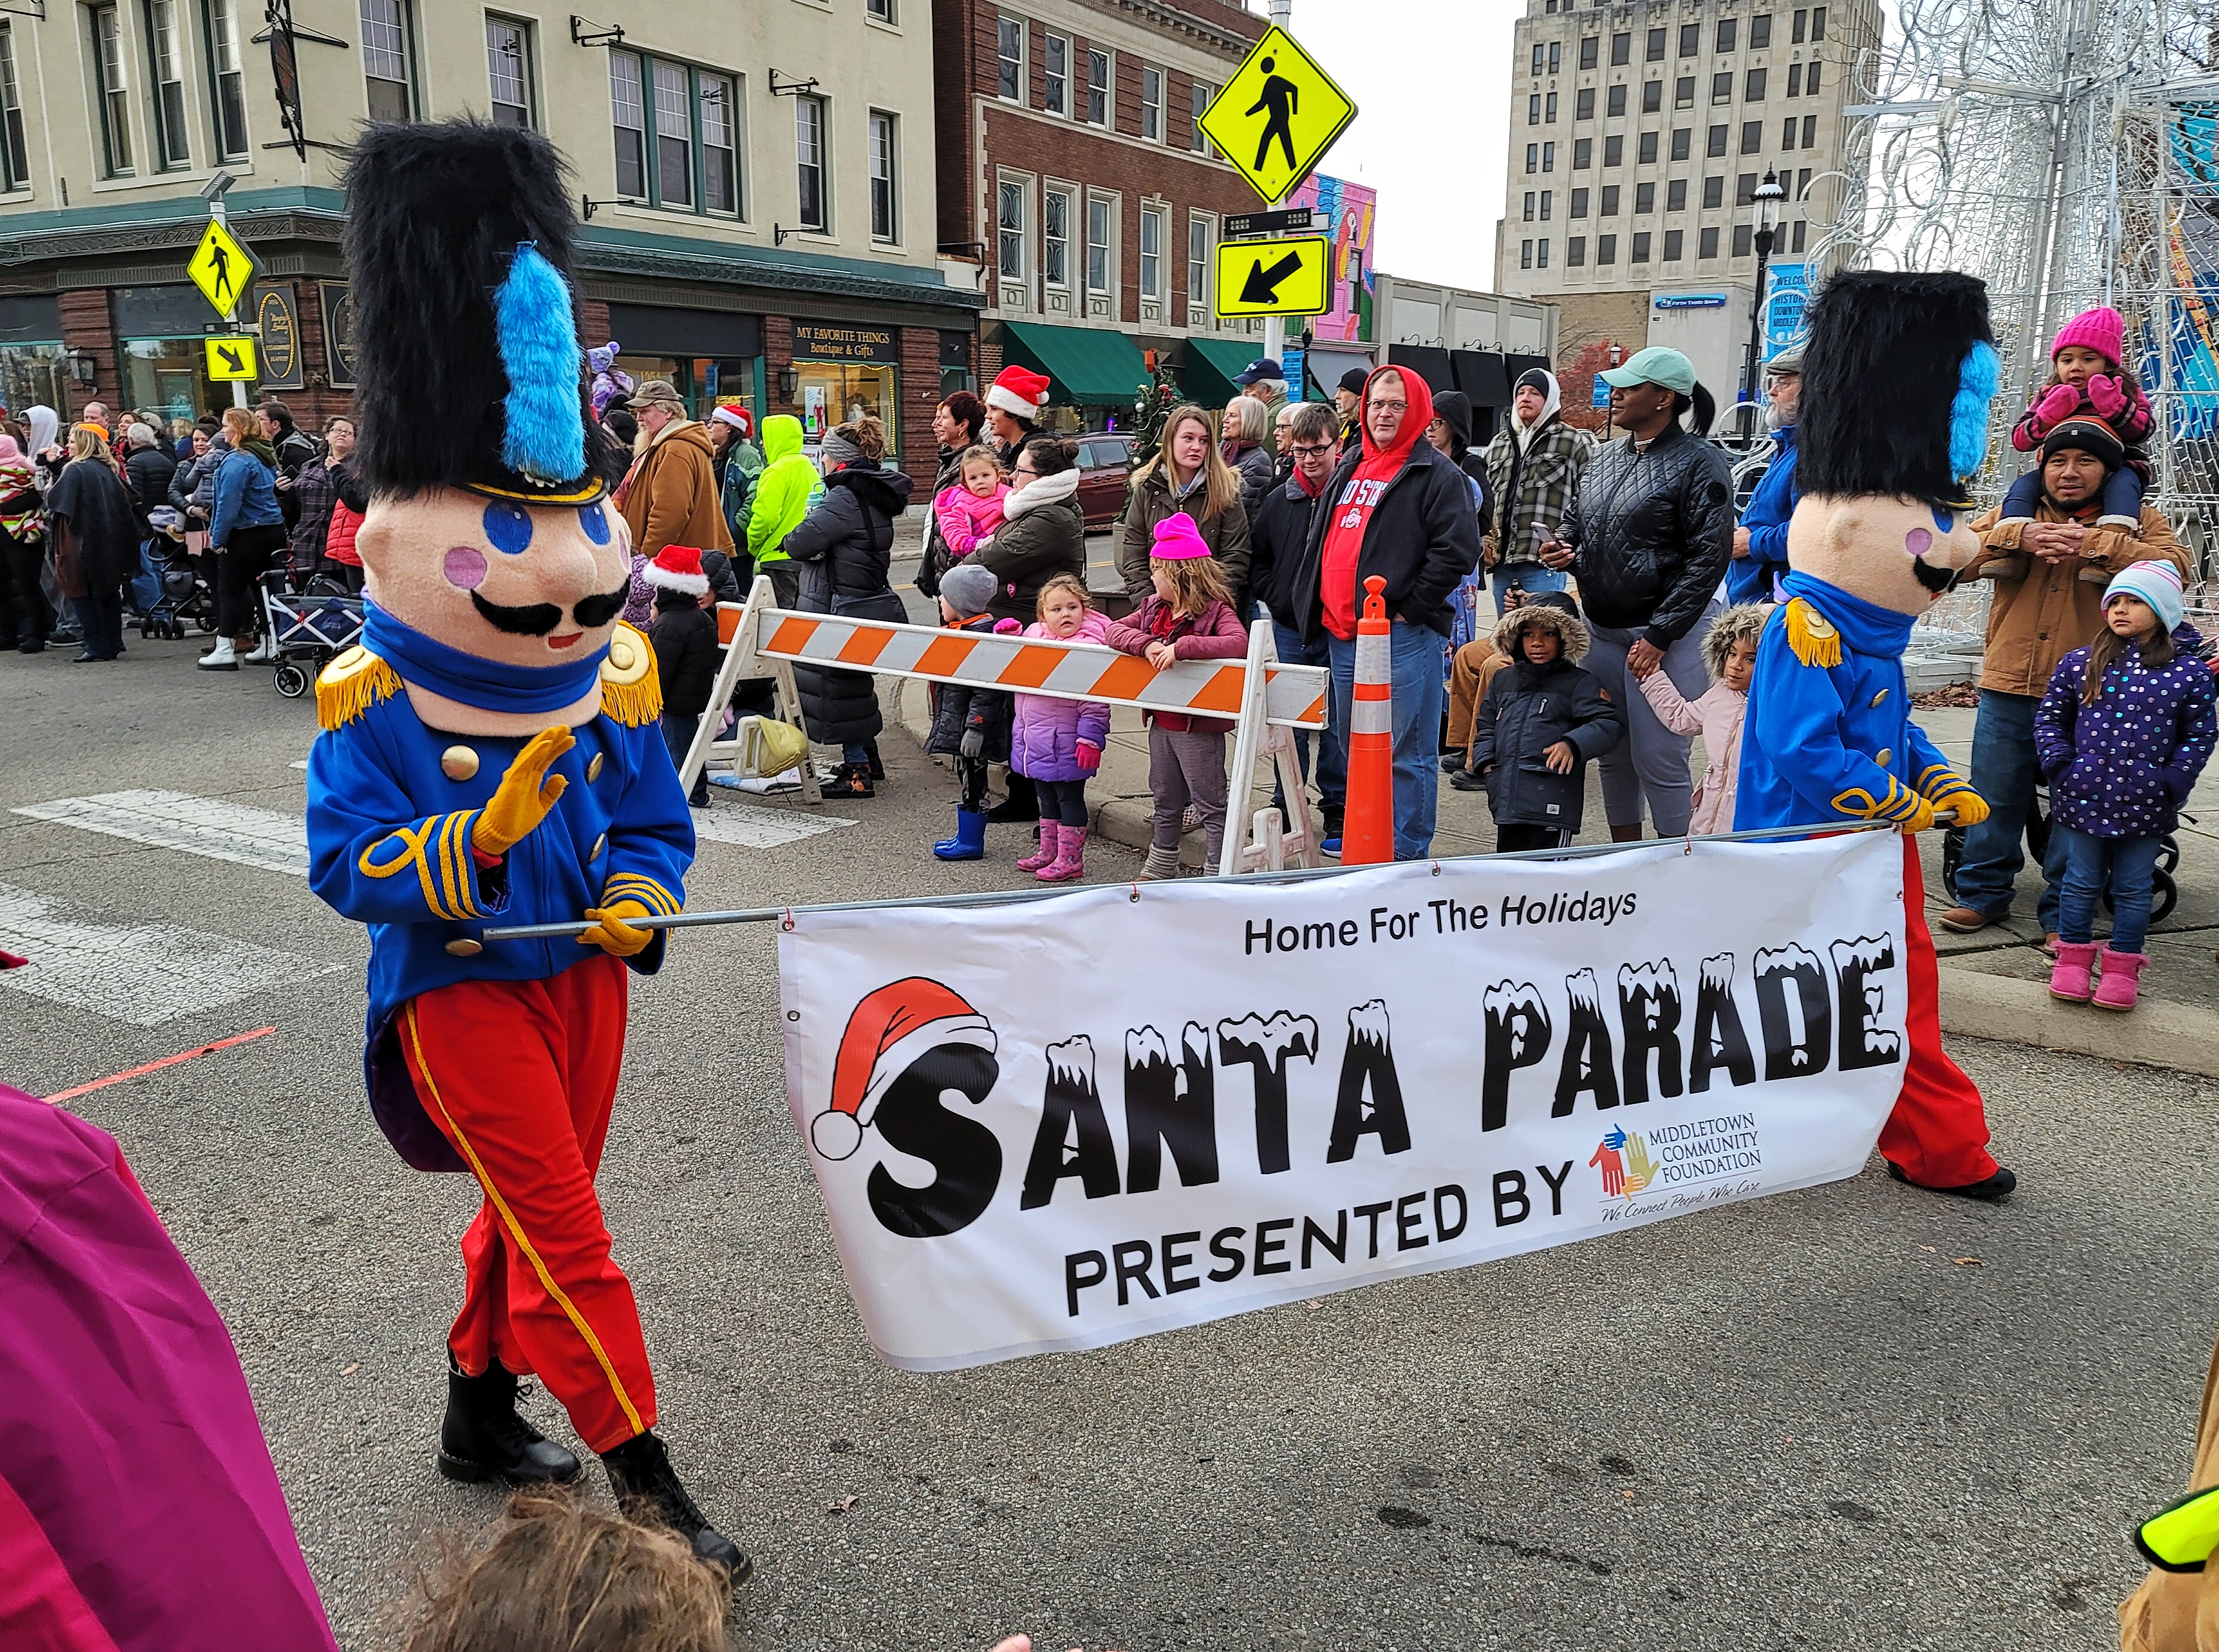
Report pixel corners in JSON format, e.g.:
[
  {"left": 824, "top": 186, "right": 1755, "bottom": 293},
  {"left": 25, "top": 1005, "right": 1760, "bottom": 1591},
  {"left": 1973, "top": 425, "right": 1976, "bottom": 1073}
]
[{"left": 1288, "top": 1, "right": 1519, "bottom": 288}]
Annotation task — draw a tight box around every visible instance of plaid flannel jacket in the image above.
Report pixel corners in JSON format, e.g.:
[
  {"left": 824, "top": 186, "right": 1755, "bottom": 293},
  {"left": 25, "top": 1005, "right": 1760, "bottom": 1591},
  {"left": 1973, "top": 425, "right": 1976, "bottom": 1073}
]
[{"left": 1481, "top": 419, "right": 1595, "bottom": 567}]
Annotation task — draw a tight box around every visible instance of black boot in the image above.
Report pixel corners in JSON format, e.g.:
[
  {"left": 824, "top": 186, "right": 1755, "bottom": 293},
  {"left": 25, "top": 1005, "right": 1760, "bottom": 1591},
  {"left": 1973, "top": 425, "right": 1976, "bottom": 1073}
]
[
  {"left": 602, "top": 1429, "right": 750, "bottom": 1583},
  {"left": 986, "top": 770, "right": 1036, "bottom": 822},
  {"left": 437, "top": 1358, "right": 583, "bottom": 1486}
]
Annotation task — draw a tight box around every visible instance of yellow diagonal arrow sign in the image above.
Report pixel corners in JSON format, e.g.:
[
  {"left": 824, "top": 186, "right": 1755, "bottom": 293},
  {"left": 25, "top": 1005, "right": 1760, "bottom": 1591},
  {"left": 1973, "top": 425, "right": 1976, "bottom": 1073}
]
[{"left": 1214, "top": 235, "right": 1330, "bottom": 318}]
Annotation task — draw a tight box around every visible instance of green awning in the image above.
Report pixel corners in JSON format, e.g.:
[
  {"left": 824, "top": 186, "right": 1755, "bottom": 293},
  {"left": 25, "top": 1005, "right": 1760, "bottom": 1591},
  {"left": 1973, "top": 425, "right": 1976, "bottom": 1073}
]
[
  {"left": 1178, "top": 337, "right": 1256, "bottom": 407},
  {"left": 999, "top": 321, "right": 1149, "bottom": 407}
]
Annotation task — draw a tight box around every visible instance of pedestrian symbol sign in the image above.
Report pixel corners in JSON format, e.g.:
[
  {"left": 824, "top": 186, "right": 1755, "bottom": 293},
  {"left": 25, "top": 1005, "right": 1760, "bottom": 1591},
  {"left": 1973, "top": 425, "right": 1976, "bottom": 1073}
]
[
  {"left": 1198, "top": 26, "right": 1357, "bottom": 205},
  {"left": 204, "top": 335, "right": 259, "bottom": 381},
  {"left": 1214, "top": 234, "right": 1331, "bottom": 318},
  {"left": 187, "top": 217, "right": 256, "bottom": 317}
]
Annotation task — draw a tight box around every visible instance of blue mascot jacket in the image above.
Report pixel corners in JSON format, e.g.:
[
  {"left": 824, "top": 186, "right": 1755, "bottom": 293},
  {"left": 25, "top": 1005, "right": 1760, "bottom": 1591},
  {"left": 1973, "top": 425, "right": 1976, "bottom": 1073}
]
[
  {"left": 304, "top": 620, "right": 693, "bottom": 1168},
  {"left": 1735, "top": 570, "right": 1957, "bottom": 831}
]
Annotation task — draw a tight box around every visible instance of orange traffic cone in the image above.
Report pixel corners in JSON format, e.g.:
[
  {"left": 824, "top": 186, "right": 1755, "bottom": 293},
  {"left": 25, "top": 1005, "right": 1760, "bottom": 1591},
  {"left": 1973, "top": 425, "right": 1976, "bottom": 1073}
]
[{"left": 1342, "top": 575, "right": 1395, "bottom": 866}]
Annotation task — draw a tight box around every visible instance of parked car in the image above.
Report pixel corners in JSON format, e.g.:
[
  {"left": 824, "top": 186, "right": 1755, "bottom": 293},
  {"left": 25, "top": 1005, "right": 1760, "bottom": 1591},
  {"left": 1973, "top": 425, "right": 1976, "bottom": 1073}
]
[{"left": 1074, "top": 433, "right": 1135, "bottom": 528}]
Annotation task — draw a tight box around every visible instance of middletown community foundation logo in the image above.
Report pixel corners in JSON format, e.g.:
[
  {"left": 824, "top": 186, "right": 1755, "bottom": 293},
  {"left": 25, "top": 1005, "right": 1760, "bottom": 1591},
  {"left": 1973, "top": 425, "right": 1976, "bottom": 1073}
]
[{"left": 1592, "top": 1114, "right": 1764, "bottom": 1201}]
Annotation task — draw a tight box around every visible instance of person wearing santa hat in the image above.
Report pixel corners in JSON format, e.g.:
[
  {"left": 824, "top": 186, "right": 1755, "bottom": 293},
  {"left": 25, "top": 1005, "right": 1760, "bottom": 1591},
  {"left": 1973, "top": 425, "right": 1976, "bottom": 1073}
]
[
  {"left": 984, "top": 365, "right": 1051, "bottom": 465},
  {"left": 707, "top": 405, "right": 764, "bottom": 561},
  {"left": 645, "top": 546, "right": 719, "bottom": 807}
]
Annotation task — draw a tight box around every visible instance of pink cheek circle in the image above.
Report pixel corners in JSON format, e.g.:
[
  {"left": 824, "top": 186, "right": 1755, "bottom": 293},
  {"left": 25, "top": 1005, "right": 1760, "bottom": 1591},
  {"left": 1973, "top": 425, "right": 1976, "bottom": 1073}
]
[
  {"left": 443, "top": 545, "right": 489, "bottom": 590},
  {"left": 1903, "top": 526, "right": 1934, "bottom": 559}
]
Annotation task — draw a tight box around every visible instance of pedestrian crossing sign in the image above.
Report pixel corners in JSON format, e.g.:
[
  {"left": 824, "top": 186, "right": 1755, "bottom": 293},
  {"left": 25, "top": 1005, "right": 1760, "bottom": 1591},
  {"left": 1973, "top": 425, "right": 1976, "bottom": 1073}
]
[
  {"left": 205, "top": 335, "right": 259, "bottom": 381},
  {"left": 1198, "top": 26, "right": 1358, "bottom": 206},
  {"left": 188, "top": 216, "right": 256, "bottom": 318}
]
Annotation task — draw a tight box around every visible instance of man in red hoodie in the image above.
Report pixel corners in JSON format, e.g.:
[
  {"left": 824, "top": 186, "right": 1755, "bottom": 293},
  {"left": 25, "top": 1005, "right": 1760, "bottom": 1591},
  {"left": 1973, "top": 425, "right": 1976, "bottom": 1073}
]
[{"left": 1291, "top": 366, "right": 1485, "bottom": 857}]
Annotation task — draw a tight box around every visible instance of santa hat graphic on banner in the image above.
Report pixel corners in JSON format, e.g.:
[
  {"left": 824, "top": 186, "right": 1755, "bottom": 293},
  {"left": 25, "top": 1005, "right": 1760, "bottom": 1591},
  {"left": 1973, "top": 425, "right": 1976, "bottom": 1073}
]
[
  {"left": 812, "top": 977, "right": 999, "bottom": 1161},
  {"left": 643, "top": 544, "right": 710, "bottom": 596},
  {"left": 986, "top": 365, "right": 1052, "bottom": 424}
]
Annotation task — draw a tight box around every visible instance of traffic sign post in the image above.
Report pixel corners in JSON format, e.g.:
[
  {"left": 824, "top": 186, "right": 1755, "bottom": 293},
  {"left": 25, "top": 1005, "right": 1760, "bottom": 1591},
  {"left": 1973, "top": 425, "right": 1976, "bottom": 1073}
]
[
  {"left": 1214, "top": 235, "right": 1332, "bottom": 319},
  {"left": 1199, "top": 21, "right": 1355, "bottom": 394},
  {"left": 188, "top": 206, "right": 259, "bottom": 407},
  {"left": 205, "top": 337, "right": 259, "bottom": 381}
]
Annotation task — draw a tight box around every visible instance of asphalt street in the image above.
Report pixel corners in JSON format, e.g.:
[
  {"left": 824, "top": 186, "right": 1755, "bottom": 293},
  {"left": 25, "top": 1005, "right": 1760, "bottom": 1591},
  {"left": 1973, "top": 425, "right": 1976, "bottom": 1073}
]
[{"left": 4, "top": 628, "right": 2216, "bottom": 1652}]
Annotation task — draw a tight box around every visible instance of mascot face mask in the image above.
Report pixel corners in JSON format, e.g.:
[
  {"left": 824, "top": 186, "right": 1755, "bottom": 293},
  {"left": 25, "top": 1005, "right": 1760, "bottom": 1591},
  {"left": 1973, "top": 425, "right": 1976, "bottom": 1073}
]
[
  {"left": 358, "top": 490, "right": 633, "bottom": 671},
  {"left": 1787, "top": 271, "right": 2002, "bottom": 617}
]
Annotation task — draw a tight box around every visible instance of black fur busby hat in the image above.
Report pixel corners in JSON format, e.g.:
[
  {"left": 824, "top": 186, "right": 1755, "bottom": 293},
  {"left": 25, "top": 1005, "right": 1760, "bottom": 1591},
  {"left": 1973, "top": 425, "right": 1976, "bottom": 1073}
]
[
  {"left": 1797, "top": 270, "right": 1999, "bottom": 511},
  {"left": 342, "top": 119, "right": 609, "bottom": 505}
]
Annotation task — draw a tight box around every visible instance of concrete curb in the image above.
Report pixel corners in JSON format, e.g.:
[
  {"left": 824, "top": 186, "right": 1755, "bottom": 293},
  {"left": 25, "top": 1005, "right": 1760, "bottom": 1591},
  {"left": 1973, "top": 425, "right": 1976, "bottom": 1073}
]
[
  {"left": 899, "top": 682, "right": 2219, "bottom": 1077},
  {"left": 1936, "top": 965, "right": 2219, "bottom": 1078}
]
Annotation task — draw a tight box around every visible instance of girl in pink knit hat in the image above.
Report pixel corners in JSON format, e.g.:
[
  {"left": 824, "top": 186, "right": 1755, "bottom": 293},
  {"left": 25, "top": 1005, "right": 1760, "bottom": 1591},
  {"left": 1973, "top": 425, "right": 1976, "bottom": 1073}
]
[
  {"left": 2003, "top": 305, "right": 2152, "bottom": 529},
  {"left": 1102, "top": 512, "right": 1249, "bottom": 878}
]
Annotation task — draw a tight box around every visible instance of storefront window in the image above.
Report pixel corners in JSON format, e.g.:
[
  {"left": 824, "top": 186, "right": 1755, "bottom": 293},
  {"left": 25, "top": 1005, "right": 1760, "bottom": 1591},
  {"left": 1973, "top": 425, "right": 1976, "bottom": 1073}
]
[
  {"left": 0, "top": 343, "right": 66, "bottom": 419},
  {"left": 123, "top": 336, "right": 238, "bottom": 422},
  {"left": 610, "top": 354, "right": 760, "bottom": 424},
  {"left": 787, "top": 322, "right": 900, "bottom": 450}
]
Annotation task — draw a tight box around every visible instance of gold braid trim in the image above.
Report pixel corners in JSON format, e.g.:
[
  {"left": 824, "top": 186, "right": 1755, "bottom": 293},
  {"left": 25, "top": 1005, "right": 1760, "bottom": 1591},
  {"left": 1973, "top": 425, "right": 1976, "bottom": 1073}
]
[
  {"left": 1783, "top": 599, "right": 1843, "bottom": 670},
  {"left": 317, "top": 647, "right": 402, "bottom": 731},
  {"left": 598, "top": 623, "right": 663, "bottom": 727}
]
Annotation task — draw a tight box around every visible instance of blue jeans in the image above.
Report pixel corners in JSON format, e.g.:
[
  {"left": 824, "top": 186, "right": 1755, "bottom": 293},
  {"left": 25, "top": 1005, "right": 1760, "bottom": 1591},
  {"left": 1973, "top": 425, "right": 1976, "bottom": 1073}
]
[
  {"left": 1491, "top": 562, "right": 1568, "bottom": 615},
  {"left": 2056, "top": 826, "right": 2163, "bottom": 952},
  {"left": 1953, "top": 689, "right": 2069, "bottom": 931},
  {"left": 1328, "top": 620, "right": 1446, "bottom": 860},
  {"left": 128, "top": 538, "right": 162, "bottom": 617},
  {"left": 1272, "top": 620, "right": 1345, "bottom": 822}
]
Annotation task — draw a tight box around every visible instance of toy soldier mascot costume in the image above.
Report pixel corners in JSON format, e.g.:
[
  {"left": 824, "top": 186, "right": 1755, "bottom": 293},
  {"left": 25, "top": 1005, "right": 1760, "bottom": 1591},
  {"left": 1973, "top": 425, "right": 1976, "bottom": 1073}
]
[
  {"left": 1735, "top": 269, "right": 2016, "bottom": 1202},
  {"left": 304, "top": 119, "right": 744, "bottom": 1579}
]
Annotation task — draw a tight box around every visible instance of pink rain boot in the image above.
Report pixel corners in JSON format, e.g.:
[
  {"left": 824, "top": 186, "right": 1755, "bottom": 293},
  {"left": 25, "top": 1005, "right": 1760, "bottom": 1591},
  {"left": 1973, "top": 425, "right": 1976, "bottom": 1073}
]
[
  {"left": 1037, "top": 826, "right": 1087, "bottom": 883},
  {"left": 2092, "top": 948, "right": 2147, "bottom": 1011},
  {"left": 2047, "top": 941, "right": 2098, "bottom": 1003},
  {"left": 1017, "top": 822, "right": 1059, "bottom": 874}
]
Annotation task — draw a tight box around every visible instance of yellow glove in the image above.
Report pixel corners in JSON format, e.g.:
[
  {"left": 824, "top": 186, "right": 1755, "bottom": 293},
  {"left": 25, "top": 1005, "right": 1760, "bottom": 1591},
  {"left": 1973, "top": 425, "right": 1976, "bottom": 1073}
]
[
  {"left": 1895, "top": 791, "right": 1940, "bottom": 833},
  {"left": 579, "top": 898, "right": 654, "bottom": 957},
  {"left": 471, "top": 727, "right": 574, "bottom": 855},
  {"left": 1927, "top": 785, "right": 1990, "bottom": 829}
]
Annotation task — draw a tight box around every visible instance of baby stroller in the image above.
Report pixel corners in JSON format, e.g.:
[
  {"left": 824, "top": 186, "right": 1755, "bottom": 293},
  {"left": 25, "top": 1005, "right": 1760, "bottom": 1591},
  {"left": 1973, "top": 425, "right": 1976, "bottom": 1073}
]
[
  {"left": 260, "top": 566, "right": 365, "bottom": 699},
  {"left": 140, "top": 522, "right": 219, "bottom": 641}
]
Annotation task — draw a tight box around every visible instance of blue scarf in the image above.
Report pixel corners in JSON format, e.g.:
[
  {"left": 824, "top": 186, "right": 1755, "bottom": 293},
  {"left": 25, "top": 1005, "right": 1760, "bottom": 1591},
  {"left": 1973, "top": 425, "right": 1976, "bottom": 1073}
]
[
  {"left": 1779, "top": 570, "right": 1916, "bottom": 659},
  {"left": 363, "top": 601, "right": 609, "bottom": 714}
]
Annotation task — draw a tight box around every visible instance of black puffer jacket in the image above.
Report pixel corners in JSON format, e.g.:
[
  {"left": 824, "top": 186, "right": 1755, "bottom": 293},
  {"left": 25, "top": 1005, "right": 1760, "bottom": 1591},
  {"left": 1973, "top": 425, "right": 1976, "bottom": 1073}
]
[
  {"left": 1248, "top": 471, "right": 1323, "bottom": 631},
  {"left": 781, "top": 461, "right": 913, "bottom": 746},
  {"left": 973, "top": 472, "right": 1085, "bottom": 624},
  {"left": 124, "top": 446, "right": 177, "bottom": 521},
  {"left": 916, "top": 445, "right": 966, "bottom": 599},
  {"left": 649, "top": 599, "right": 719, "bottom": 718},
  {"left": 1557, "top": 424, "right": 1734, "bottom": 646},
  {"left": 1469, "top": 605, "right": 1623, "bottom": 830},
  {"left": 924, "top": 612, "right": 1014, "bottom": 763}
]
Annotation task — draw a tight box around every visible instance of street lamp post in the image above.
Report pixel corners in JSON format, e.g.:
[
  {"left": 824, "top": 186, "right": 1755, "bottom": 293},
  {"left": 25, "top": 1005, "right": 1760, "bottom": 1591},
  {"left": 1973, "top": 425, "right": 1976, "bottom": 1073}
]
[{"left": 1740, "top": 169, "right": 1789, "bottom": 416}]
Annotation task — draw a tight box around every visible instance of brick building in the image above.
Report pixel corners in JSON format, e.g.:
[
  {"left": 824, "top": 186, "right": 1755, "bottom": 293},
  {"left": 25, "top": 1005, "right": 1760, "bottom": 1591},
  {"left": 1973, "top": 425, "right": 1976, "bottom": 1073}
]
[
  {"left": 0, "top": 0, "right": 979, "bottom": 486},
  {"left": 933, "top": 0, "right": 1278, "bottom": 429}
]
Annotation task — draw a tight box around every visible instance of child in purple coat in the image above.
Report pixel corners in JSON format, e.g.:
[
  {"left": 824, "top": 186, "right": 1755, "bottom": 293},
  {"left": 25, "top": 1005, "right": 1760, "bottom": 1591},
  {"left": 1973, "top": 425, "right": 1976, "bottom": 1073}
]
[
  {"left": 1013, "top": 573, "right": 1112, "bottom": 882},
  {"left": 2036, "top": 561, "right": 2217, "bottom": 1010},
  {"left": 1104, "top": 513, "right": 1250, "bottom": 878}
]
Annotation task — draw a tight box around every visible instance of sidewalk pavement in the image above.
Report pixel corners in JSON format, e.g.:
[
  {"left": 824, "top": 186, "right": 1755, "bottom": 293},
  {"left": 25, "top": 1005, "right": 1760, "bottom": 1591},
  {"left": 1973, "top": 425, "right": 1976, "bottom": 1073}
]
[{"left": 891, "top": 670, "right": 2219, "bottom": 1078}]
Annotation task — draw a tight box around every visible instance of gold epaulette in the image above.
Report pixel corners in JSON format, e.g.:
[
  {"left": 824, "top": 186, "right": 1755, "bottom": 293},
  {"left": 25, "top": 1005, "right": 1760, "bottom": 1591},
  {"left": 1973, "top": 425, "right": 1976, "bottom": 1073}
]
[
  {"left": 1782, "top": 598, "right": 1843, "bottom": 669},
  {"left": 599, "top": 622, "right": 663, "bottom": 727},
  {"left": 316, "top": 646, "right": 402, "bottom": 731}
]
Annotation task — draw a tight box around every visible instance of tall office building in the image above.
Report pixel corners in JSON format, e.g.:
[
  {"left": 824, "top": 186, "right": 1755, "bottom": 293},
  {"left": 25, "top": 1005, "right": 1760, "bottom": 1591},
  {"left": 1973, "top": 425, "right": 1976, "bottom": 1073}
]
[{"left": 1492, "top": 0, "right": 1881, "bottom": 393}]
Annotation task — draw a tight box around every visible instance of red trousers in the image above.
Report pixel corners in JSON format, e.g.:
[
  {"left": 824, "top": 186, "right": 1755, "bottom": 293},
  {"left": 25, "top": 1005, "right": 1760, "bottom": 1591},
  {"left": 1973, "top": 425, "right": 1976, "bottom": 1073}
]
[
  {"left": 397, "top": 953, "right": 655, "bottom": 1454},
  {"left": 1879, "top": 835, "right": 2002, "bottom": 1189}
]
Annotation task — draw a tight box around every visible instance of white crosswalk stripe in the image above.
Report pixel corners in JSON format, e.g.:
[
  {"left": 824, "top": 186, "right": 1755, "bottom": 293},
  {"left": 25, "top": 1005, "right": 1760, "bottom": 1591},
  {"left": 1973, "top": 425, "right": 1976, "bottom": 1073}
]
[
  {"left": 688, "top": 802, "right": 856, "bottom": 849},
  {"left": 14, "top": 789, "right": 310, "bottom": 877},
  {"left": 0, "top": 883, "right": 340, "bottom": 1026}
]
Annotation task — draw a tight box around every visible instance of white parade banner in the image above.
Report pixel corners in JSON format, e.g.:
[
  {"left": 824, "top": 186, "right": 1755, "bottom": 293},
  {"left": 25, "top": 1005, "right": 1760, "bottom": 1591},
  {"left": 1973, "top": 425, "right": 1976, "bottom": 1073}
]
[{"left": 777, "top": 832, "right": 1910, "bottom": 1371}]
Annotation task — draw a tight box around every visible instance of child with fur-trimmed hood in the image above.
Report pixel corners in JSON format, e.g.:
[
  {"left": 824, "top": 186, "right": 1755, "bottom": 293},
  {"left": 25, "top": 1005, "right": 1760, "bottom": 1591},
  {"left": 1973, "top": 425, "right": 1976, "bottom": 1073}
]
[
  {"left": 1470, "top": 599, "right": 1623, "bottom": 852},
  {"left": 1632, "top": 603, "right": 1769, "bottom": 835}
]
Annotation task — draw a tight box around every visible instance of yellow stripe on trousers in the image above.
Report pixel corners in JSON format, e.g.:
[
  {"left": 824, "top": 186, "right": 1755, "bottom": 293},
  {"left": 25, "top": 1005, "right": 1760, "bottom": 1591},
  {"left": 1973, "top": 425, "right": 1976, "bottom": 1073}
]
[{"left": 402, "top": 1002, "right": 646, "bottom": 1438}]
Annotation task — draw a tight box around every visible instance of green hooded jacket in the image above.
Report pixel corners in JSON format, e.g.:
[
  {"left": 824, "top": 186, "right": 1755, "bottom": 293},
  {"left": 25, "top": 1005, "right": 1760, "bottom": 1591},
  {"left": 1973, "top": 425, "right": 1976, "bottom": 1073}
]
[{"left": 747, "top": 415, "right": 823, "bottom": 565}]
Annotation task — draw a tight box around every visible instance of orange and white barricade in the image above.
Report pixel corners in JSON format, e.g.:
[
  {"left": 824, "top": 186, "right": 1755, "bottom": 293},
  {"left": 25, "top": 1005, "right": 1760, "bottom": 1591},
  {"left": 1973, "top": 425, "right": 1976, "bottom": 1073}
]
[{"left": 685, "top": 577, "right": 1330, "bottom": 874}]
